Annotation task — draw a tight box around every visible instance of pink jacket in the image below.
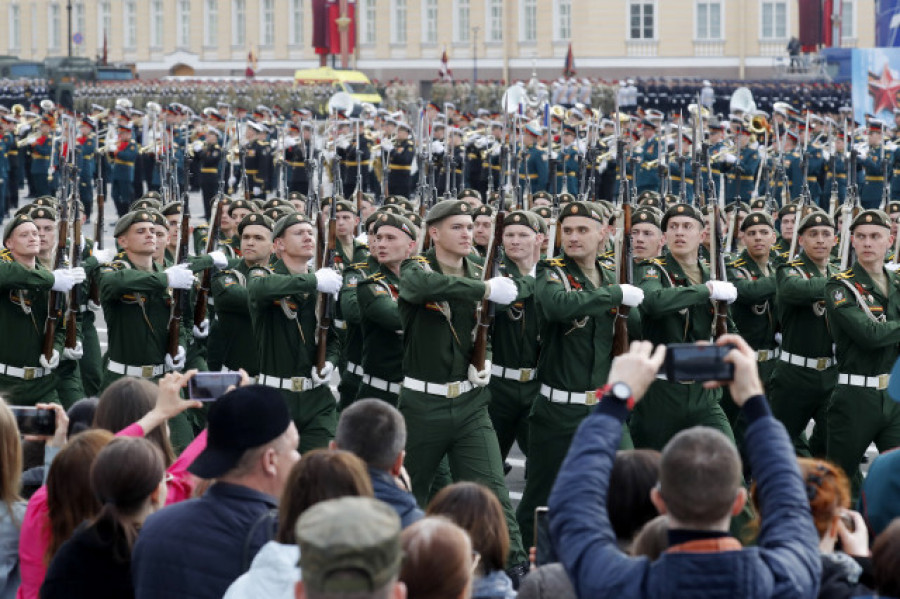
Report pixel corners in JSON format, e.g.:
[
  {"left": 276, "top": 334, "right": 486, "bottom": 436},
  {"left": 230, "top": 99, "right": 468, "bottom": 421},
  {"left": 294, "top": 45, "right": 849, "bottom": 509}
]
[{"left": 16, "top": 424, "right": 207, "bottom": 599}]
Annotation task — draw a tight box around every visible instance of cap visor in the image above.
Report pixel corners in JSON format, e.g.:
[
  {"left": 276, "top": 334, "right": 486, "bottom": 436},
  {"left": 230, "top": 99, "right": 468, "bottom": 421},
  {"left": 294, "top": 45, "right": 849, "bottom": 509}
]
[{"left": 188, "top": 445, "right": 246, "bottom": 479}]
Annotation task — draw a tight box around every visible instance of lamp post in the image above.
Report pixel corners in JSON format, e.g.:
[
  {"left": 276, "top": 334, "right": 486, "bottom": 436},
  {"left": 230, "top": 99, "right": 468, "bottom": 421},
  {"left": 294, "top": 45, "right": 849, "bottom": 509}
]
[
  {"left": 472, "top": 25, "right": 479, "bottom": 83},
  {"left": 67, "top": 0, "right": 72, "bottom": 57}
]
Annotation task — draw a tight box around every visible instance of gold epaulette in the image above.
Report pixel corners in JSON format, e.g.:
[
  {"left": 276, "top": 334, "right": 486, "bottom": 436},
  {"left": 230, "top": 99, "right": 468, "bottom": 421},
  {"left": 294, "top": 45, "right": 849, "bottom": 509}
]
[
  {"left": 247, "top": 265, "right": 273, "bottom": 278},
  {"left": 368, "top": 272, "right": 386, "bottom": 282},
  {"left": 0, "top": 248, "right": 13, "bottom": 262},
  {"left": 195, "top": 223, "right": 210, "bottom": 230},
  {"left": 543, "top": 257, "right": 566, "bottom": 267},
  {"left": 600, "top": 249, "right": 615, "bottom": 260},
  {"left": 413, "top": 255, "right": 429, "bottom": 263},
  {"left": 601, "top": 262, "right": 615, "bottom": 271},
  {"left": 641, "top": 257, "right": 666, "bottom": 268},
  {"left": 779, "top": 251, "right": 791, "bottom": 260},
  {"left": 99, "top": 259, "right": 130, "bottom": 273},
  {"left": 787, "top": 258, "right": 804, "bottom": 267},
  {"left": 729, "top": 258, "right": 747, "bottom": 268},
  {"left": 349, "top": 261, "right": 369, "bottom": 270},
  {"left": 833, "top": 269, "right": 854, "bottom": 280}
]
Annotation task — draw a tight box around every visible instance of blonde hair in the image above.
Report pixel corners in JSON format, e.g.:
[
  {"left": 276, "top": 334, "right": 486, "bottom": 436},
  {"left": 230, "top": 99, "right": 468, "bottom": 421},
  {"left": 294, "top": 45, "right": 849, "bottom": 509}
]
[{"left": 0, "top": 399, "right": 23, "bottom": 520}]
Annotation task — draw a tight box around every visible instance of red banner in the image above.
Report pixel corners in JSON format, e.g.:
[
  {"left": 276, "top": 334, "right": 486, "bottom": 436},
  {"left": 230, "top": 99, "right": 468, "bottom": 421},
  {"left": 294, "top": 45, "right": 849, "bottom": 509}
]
[{"left": 327, "top": 1, "right": 356, "bottom": 55}]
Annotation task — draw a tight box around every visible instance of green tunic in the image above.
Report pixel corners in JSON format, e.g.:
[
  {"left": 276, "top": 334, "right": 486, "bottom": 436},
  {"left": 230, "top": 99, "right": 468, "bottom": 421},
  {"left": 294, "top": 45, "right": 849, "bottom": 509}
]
[
  {"left": 354, "top": 262, "right": 403, "bottom": 405},
  {"left": 210, "top": 259, "right": 260, "bottom": 375},
  {"left": 337, "top": 256, "right": 376, "bottom": 410}
]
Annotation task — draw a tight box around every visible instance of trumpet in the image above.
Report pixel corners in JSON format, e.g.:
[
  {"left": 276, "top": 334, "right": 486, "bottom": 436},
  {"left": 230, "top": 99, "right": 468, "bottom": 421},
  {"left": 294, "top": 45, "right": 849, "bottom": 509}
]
[{"left": 16, "top": 133, "right": 38, "bottom": 148}]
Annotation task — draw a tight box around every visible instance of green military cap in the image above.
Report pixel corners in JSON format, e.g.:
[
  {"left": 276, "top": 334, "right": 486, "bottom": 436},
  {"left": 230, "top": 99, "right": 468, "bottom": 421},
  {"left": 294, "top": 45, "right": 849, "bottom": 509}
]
[
  {"left": 130, "top": 198, "right": 162, "bottom": 212},
  {"left": 778, "top": 203, "right": 800, "bottom": 217},
  {"left": 335, "top": 200, "right": 357, "bottom": 214},
  {"left": 458, "top": 188, "right": 483, "bottom": 203},
  {"left": 143, "top": 190, "right": 162, "bottom": 201},
  {"left": 113, "top": 210, "right": 158, "bottom": 237},
  {"left": 385, "top": 197, "right": 415, "bottom": 213},
  {"left": 531, "top": 190, "right": 551, "bottom": 203},
  {"left": 588, "top": 201, "right": 613, "bottom": 224},
  {"left": 886, "top": 201, "right": 900, "bottom": 216},
  {"left": 596, "top": 200, "right": 615, "bottom": 215},
  {"left": 661, "top": 203, "right": 705, "bottom": 230},
  {"left": 273, "top": 211, "right": 312, "bottom": 238},
  {"left": 13, "top": 205, "right": 33, "bottom": 217},
  {"left": 161, "top": 201, "right": 183, "bottom": 217},
  {"left": 263, "top": 198, "right": 289, "bottom": 210},
  {"left": 296, "top": 497, "right": 402, "bottom": 594},
  {"left": 287, "top": 191, "right": 307, "bottom": 203},
  {"left": 637, "top": 190, "right": 660, "bottom": 204},
  {"left": 252, "top": 199, "right": 266, "bottom": 211},
  {"left": 238, "top": 212, "right": 275, "bottom": 236},
  {"left": 264, "top": 206, "right": 296, "bottom": 222},
  {"left": 405, "top": 212, "right": 423, "bottom": 228},
  {"left": 749, "top": 198, "right": 768, "bottom": 211},
  {"left": 383, "top": 195, "right": 406, "bottom": 206},
  {"left": 29, "top": 206, "right": 57, "bottom": 221},
  {"left": 725, "top": 201, "right": 751, "bottom": 214},
  {"left": 228, "top": 199, "right": 257, "bottom": 216},
  {"left": 558, "top": 192, "right": 576, "bottom": 204},
  {"left": 503, "top": 210, "right": 541, "bottom": 234},
  {"left": 740, "top": 211, "right": 775, "bottom": 232},
  {"left": 147, "top": 209, "right": 167, "bottom": 227},
  {"left": 380, "top": 205, "right": 404, "bottom": 216},
  {"left": 32, "top": 196, "right": 58, "bottom": 208},
  {"left": 364, "top": 210, "right": 385, "bottom": 230},
  {"left": 850, "top": 209, "right": 891, "bottom": 231},
  {"left": 371, "top": 212, "right": 417, "bottom": 240},
  {"left": 559, "top": 200, "right": 605, "bottom": 224},
  {"left": 474, "top": 204, "right": 493, "bottom": 218},
  {"left": 530, "top": 205, "right": 552, "bottom": 221},
  {"left": 3, "top": 213, "right": 35, "bottom": 242},
  {"left": 425, "top": 199, "right": 473, "bottom": 224},
  {"left": 797, "top": 210, "right": 835, "bottom": 234},
  {"left": 631, "top": 207, "right": 661, "bottom": 228}
]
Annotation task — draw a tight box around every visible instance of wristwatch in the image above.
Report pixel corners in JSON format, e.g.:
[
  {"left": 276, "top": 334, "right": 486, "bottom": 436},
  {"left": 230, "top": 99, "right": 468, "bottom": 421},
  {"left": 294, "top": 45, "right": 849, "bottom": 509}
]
[{"left": 598, "top": 381, "right": 634, "bottom": 410}]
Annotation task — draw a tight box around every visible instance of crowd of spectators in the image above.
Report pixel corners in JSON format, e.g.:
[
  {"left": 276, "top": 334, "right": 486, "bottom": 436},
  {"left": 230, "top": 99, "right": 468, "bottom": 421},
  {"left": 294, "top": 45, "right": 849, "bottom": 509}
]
[{"left": 1, "top": 335, "right": 900, "bottom": 599}]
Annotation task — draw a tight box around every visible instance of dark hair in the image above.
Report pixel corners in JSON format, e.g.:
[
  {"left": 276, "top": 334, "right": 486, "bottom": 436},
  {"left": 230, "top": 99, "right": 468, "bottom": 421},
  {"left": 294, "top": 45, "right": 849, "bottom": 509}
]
[
  {"left": 631, "top": 515, "right": 669, "bottom": 560},
  {"left": 45, "top": 429, "right": 115, "bottom": 564},
  {"left": 658, "top": 427, "right": 741, "bottom": 528},
  {"left": 426, "top": 482, "right": 508, "bottom": 573},
  {"left": 334, "top": 399, "right": 406, "bottom": 471},
  {"left": 608, "top": 449, "right": 661, "bottom": 543},
  {"left": 66, "top": 397, "right": 99, "bottom": 438},
  {"left": 275, "top": 449, "right": 373, "bottom": 544},
  {"left": 400, "top": 517, "right": 472, "bottom": 599},
  {"left": 872, "top": 518, "right": 900, "bottom": 597},
  {"left": 90, "top": 437, "right": 166, "bottom": 561},
  {"left": 0, "top": 400, "right": 22, "bottom": 516},
  {"left": 94, "top": 377, "right": 175, "bottom": 467}
]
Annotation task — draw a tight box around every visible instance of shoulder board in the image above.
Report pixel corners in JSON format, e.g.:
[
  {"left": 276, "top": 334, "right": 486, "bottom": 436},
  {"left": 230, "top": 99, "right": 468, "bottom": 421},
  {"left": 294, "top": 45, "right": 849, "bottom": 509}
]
[
  {"left": 600, "top": 249, "right": 615, "bottom": 260},
  {"left": 641, "top": 257, "right": 666, "bottom": 267},
  {"left": 247, "top": 265, "right": 273, "bottom": 278},
  {"left": 413, "top": 255, "right": 430, "bottom": 263},
  {"left": 833, "top": 269, "right": 854, "bottom": 280},
  {"left": 195, "top": 223, "right": 210, "bottom": 231},
  {"left": 779, "top": 251, "right": 791, "bottom": 259},
  {"left": 601, "top": 262, "right": 615, "bottom": 271},
  {"left": 729, "top": 258, "right": 747, "bottom": 268},
  {"left": 349, "top": 261, "right": 369, "bottom": 270},
  {"left": 0, "top": 249, "right": 13, "bottom": 263},
  {"left": 542, "top": 258, "right": 566, "bottom": 267},
  {"left": 99, "top": 260, "right": 130, "bottom": 273},
  {"left": 368, "top": 272, "right": 386, "bottom": 282},
  {"left": 787, "top": 258, "right": 804, "bottom": 267}
]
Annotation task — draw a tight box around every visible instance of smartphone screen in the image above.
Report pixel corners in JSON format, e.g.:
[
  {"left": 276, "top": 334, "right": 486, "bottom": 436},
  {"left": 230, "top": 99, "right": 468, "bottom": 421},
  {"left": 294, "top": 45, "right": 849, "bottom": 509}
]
[
  {"left": 660, "top": 343, "right": 735, "bottom": 383},
  {"left": 188, "top": 372, "right": 242, "bottom": 401},
  {"left": 534, "top": 507, "right": 558, "bottom": 567},
  {"left": 11, "top": 407, "right": 56, "bottom": 436}
]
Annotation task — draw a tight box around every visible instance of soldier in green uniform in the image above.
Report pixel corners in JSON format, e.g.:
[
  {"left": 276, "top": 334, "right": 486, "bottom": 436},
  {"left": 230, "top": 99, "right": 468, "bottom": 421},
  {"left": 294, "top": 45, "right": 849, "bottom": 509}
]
[
  {"left": 398, "top": 199, "right": 526, "bottom": 568},
  {"left": 630, "top": 203, "right": 738, "bottom": 450},
  {"left": 247, "top": 212, "right": 344, "bottom": 453},
  {"left": 630, "top": 206, "right": 665, "bottom": 260},
  {"left": 772, "top": 202, "right": 799, "bottom": 262},
  {"left": 515, "top": 200, "right": 644, "bottom": 550},
  {"left": 0, "top": 214, "right": 83, "bottom": 405},
  {"left": 768, "top": 210, "right": 839, "bottom": 457},
  {"left": 210, "top": 213, "right": 274, "bottom": 376},
  {"left": 825, "top": 209, "right": 900, "bottom": 491}
]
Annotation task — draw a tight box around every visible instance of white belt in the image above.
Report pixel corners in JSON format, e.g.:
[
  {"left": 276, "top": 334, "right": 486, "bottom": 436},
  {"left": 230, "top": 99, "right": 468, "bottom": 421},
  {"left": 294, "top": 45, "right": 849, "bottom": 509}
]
[
  {"left": 0, "top": 363, "right": 51, "bottom": 380},
  {"left": 258, "top": 373, "right": 314, "bottom": 392},
  {"left": 779, "top": 350, "right": 834, "bottom": 371},
  {"left": 402, "top": 376, "right": 474, "bottom": 398},
  {"left": 333, "top": 319, "right": 347, "bottom": 330},
  {"left": 361, "top": 374, "right": 402, "bottom": 394},
  {"left": 756, "top": 348, "right": 780, "bottom": 362},
  {"left": 838, "top": 373, "right": 890, "bottom": 390},
  {"left": 540, "top": 384, "right": 598, "bottom": 406},
  {"left": 107, "top": 360, "right": 168, "bottom": 378},
  {"left": 346, "top": 361, "right": 365, "bottom": 376},
  {"left": 207, "top": 297, "right": 215, "bottom": 306},
  {"left": 491, "top": 364, "right": 537, "bottom": 382}
]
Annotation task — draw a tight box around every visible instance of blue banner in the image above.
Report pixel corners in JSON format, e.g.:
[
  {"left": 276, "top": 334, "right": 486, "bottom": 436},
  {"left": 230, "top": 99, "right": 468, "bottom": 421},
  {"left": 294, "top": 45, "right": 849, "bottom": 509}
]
[
  {"left": 876, "top": 0, "right": 900, "bottom": 47},
  {"left": 851, "top": 48, "right": 900, "bottom": 124}
]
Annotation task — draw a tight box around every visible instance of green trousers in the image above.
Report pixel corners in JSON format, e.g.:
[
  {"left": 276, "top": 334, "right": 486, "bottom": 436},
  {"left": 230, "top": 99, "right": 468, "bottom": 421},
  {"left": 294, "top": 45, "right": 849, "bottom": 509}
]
[
  {"left": 279, "top": 384, "right": 337, "bottom": 454},
  {"left": 399, "top": 385, "right": 526, "bottom": 565},
  {"left": 337, "top": 371, "right": 362, "bottom": 412},
  {"left": 0, "top": 372, "right": 59, "bottom": 406},
  {"left": 55, "top": 360, "right": 85, "bottom": 409},
  {"left": 768, "top": 362, "right": 835, "bottom": 458},
  {"left": 80, "top": 315, "right": 103, "bottom": 397},
  {"left": 629, "top": 380, "right": 733, "bottom": 451},
  {"left": 487, "top": 377, "right": 539, "bottom": 460},
  {"left": 354, "top": 381, "right": 401, "bottom": 407},
  {"left": 515, "top": 396, "right": 633, "bottom": 551},
  {"left": 826, "top": 385, "right": 900, "bottom": 497}
]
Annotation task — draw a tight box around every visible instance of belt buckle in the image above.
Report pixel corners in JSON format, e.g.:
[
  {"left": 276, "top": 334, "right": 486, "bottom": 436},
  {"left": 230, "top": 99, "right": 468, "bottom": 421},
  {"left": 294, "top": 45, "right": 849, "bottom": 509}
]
[
  {"left": 141, "top": 365, "right": 155, "bottom": 378},
  {"left": 585, "top": 391, "right": 598, "bottom": 406},
  {"left": 447, "top": 382, "right": 461, "bottom": 398},
  {"left": 757, "top": 350, "right": 769, "bottom": 362},
  {"left": 291, "top": 377, "right": 307, "bottom": 392},
  {"left": 878, "top": 374, "right": 890, "bottom": 390},
  {"left": 815, "top": 358, "right": 829, "bottom": 371},
  {"left": 519, "top": 368, "right": 533, "bottom": 382},
  {"left": 23, "top": 367, "right": 35, "bottom": 381}
]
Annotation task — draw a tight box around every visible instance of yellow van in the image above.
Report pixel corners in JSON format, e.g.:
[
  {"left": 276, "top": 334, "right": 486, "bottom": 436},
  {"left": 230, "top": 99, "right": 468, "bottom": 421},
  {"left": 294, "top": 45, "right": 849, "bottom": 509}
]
[{"left": 294, "top": 66, "right": 383, "bottom": 106}]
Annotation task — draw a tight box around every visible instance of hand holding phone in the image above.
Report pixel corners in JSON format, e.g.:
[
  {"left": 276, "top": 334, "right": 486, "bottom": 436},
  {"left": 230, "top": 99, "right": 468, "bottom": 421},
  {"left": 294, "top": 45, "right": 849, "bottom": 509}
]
[
  {"left": 11, "top": 406, "right": 56, "bottom": 436},
  {"left": 188, "top": 372, "right": 243, "bottom": 401},
  {"left": 659, "top": 343, "right": 735, "bottom": 383}
]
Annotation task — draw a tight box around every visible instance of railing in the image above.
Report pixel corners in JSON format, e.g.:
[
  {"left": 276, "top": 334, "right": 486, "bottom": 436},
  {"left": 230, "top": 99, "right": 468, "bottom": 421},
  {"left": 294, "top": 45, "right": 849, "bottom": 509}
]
[{"left": 626, "top": 39, "right": 658, "bottom": 57}]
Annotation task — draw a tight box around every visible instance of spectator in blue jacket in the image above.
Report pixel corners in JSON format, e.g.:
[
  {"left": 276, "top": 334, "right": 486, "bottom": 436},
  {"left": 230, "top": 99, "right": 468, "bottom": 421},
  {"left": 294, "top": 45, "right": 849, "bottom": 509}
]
[{"left": 548, "top": 335, "right": 822, "bottom": 599}]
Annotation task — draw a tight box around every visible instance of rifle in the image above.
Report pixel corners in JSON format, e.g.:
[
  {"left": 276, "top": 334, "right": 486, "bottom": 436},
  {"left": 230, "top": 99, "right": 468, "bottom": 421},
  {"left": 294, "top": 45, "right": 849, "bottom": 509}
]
[
  {"left": 612, "top": 127, "right": 633, "bottom": 357},
  {"left": 471, "top": 204, "right": 506, "bottom": 371},
  {"left": 167, "top": 193, "right": 192, "bottom": 362},
  {"left": 881, "top": 122, "right": 891, "bottom": 211},
  {"left": 702, "top": 125, "right": 729, "bottom": 339},
  {"left": 65, "top": 195, "right": 82, "bottom": 351},
  {"left": 193, "top": 196, "right": 222, "bottom": 327},
  {"left": 839, "top": 147, "right": 859, "bottom": 270},
  {"left": 315, "top": 195, "right": 338, "bottom": 377},
  {"left": 42, "top": 199, "right": 69, "bottom": 361},
  {"left": 237, "top": 120, "right": 250, "bottom": 202}
]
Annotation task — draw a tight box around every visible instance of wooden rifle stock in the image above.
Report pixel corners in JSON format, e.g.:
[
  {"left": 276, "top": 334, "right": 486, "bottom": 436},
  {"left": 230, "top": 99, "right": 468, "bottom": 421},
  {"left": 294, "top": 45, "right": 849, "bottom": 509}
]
[
  {"left": 65, "top": 207, "right": 82, "bottom": 350},
  {"left": 89, "top": 177, "right": 105, "bottom": 304},
  {"left": 315, "top": 204, "right": 338, "bottom": 377},
  {"left": 193, "top": 198, "right": 222, "bottom": 327},
  {"left": 167, "top": 199, "right": 192, "bottom": 360},
  {"left": 43, "top": 213, "right": 69, "bottom": 361},
  {"left": 471, "top": 210, "right": 505, "bottom": 371},
  {"left": 710, "top": 203, "right": 729, "bottom": 339},
  {"left": 612, "top": 135, "right": 632, "bottom": 357}
]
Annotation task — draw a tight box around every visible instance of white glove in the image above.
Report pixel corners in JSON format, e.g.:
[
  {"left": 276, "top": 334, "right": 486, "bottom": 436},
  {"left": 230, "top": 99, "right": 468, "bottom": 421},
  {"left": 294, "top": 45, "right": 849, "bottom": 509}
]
[
  {"left": 192, "top": 140, "right": 203, "bottom": 153},
  {"left": 165, "top": 346, "right": 186, "bottom": 371},
  {"left": 468, "top": 360, "right": 492, "bottom": 387},
  {"left": 724, "top": 153, "right": 737, "bottom": 164},
  {"left": 355, "top": 232, "right": 369, "bottom": 245},
  {"left": 597, "top": 159, "right": 609, "bottom": 174},
  {"left": 312, "top": 361, "right": 334, "bottom": 386},
  {"left": 315, "top": 267, "right": 343, "bottom": 294},
  {"left": 93, "top": 247, "right": 116, "bottom": 263},
  {"left": 322, "top": 149, "right": 335, "bottom": 161},
  {"left": 857, "top": 149, "right": 868, "bottom": 159},
  {"left": 337, "top": 137, "right": 351, "bottom": 150},
  {"left": 475, "top": 136, "right": 488, "bottom": 149},
  {"left": 51, "top": 269, "right": 76, "bottom": 292},
  {"left": 87, "top": 299, "right": 102, "bottom": 313},
  {"left": 886, "top": 262, "right": 900, "bottom": 272},
  {"left": 706, "top": 280, "right": 738, "bottom": 303},
  {"left": 431, "top": 140, "right": 445, "bottom": 154},
  {"left": 252, "top": 186, "right": 262, "bottom": 195},
  {"left": 193, "top": 319, "right": 210, "bottom": 339},
  {"left": 490, "top": 144, "right": 501, "bottom": 157},
  {"left": 39, "top": 350, "right": 60, "bottom": 370},
  {"left": 486, "top": 276, "right": 518, "bottom": 305},
  {"left": 62, "top": 341, "right": 83, "bottom": 361},
  {"left": 165, "top": 264, "right": 194, "bottom": 289},
  {"left": 227, "top": 175, "right": 237, "bottom": 188},
  {"left": 380, "top": 139, "right": 394, "bottom": 152},
  {"left": 550, "top": 151, "right": 559, "bottom": 160},
  {"left": 619, "top": 284, "right": 645, "bottom": 307},
  {"left": 774, "top": 332, "right": 782, "bottom": 346},
  {"left": 284, "top": 137, "right": 299, "bottom": 149},
  {"left": 208, "top": 250, "right": 228, "bottom": 269},
  {"left": 578, "top": 139, "right": 588, "bottom": 155},
  {"left": 822, "top": 150, "right": 831, "bottom": 162},
  {"left": 68, "top": 267, "right": 86, "bottom": 284},
  {"left": 19, "top": 123, "right": 30, "bottom": 135}
]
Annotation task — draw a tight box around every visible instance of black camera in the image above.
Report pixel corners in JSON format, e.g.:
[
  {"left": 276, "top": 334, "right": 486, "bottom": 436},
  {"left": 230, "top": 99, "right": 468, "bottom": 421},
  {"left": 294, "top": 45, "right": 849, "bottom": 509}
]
[
  {"left": 11, "top": 407, "right": 56, "bottom": 436},
  {"left": 658, "top": 343, "right": 736, "bottom": 383}
]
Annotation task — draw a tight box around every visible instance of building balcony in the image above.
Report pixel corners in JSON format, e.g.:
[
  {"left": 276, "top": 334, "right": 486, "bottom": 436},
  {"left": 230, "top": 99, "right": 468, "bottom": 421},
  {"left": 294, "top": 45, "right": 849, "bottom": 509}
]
[
  {"left": 758, "top": 41, "right": 787, "bottom": 57},
  {"left": 626, "top": 39, "right": 658, "bottom": 57},
  {"left": 694, "top": 40, "right": 724, "bottom": 57}
]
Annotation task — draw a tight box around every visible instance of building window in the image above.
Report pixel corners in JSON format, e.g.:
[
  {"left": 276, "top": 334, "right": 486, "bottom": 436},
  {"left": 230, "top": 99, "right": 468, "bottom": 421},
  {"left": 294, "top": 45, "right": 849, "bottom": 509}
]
[
  {"left": 289, "top": 0, "right": 303, "bottom": 46},
  {"left": 696, "top": 0, "right": 722, "bottom": 40},
  {"left": 521, "top": 0, "right": 537, "bottom": 42},
  {"left": 360, "top": 0, "right": 376, "bottom": 44},
  {"left": 48, "top": 3, "right": 61, "bottom": 50},
  {"left": 232, "top": 0, "right": 246, "bottom": 46},
  {"left": 628, "top": 1, "right": 655, "bottom": 40},
  {"left": 8, "top": 4, "right": 19, "bottom": 50},
  {"left": 177, "top": 0, "right": 191, "bottom": 48},
  {"left": 455, "top": 0, "right": 470, "bottom": 43},
  {"left": 260, "top": 0, "right": 275, "bottom": 46},
  {"left": 150, "top": 0, "right": 164, "bottom": 48},
  {"left": 123, "top": 0, "right": 137, "bottom": 48},
  {"left": 204, "top": 0, "right": 218, "bottom": 47},
  {"left": 74, "top": 2, "right": 85, "bottom": 51},
  {"left": 392, "top": 0, "right": 407, "bottom": 44},
  {"left": 487, "top": 0, "right": 502, "bottom": 42},
  {"left": 556, "top": 0, "right": 571, "bottom": 40},
  {"left": 422, "top": 0, "right": 438, "bottom": 44},
  {"left": 841, "top": 0, "right": 855, "bottom": 40},
  {"left": 97, "top": 1, "right": 111, "bottom": 49},
  {"left": 760, "top": 0, "right": 787, "bottom": 40}
]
